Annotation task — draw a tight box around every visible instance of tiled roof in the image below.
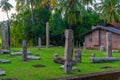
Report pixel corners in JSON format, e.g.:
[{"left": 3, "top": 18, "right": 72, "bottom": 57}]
[
  {"left": 106, "top": 23, "right": 120, "bottom": 29},
  {"left": 83, "top": 26, "right": 120, "bottom": 35}
]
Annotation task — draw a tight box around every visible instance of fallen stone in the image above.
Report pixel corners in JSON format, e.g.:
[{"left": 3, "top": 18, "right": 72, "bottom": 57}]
[
  {"left": 112, "top": 50, "right": 120, "bottom": 53},
  {"left": 72, "top": 67, "right": 80, "bottom": 72},
  {"left": 0, "top": 59, "right": 11, "bottom": 63},
  {"left": 0, "top": 78, "right": 18, "bottom": 80},
  {"left": 60, "top": 65, "right": 80, "bottom": 72},
  {"left": 0, "top": 69, "right": 6, "bottom": 76},
  {"left": 60, "top": 65, "right": 64, "bottom": 69},
  {"left": 54, "top": 54, "right": 76, "bottom": 65},
  {"left": 2, "top": 50, "right": 10, "bottom": 54},
  {"left": 11, "top": 51, "right": 32, "bottom": 56},
  {"left": 27, "top": 56, "right": 40, "bottom": 60},
  {"left": 91, "top": 57, "right": 120, "bottom": 63}
]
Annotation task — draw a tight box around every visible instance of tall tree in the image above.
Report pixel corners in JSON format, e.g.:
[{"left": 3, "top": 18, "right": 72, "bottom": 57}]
[
  {"left": 39, "top": 0, "right": 58, "bottom": 10},
  {"left": 0, "top": 0, "right": 13, "bottom": 20},
  {"left": 94, "top": 0, "right": 120, "bottom": 23},
  {"left": 60, "top": 0, "right": 85, "bottom": 29},
  {"left": 15, "top": 0, "right": 37, "bottom": 24}
]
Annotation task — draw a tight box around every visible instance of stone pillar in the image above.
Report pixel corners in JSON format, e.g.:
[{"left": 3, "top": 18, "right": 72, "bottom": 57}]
[
  {"left": 64, "top": 29, "right": 73, "bottom": 74},
  {"left": 83, "top": 42, "right": 86, "bottom": 49},
  {"left": 74, "top": 50, "right": 82, "bottom": 63},
  {"left": 22, "top": 40, "right": 27, "bottom": 61},
  {"left": 7, "top": 21, "right": 10, "bottom": 51},
  {"left": 1, "top": 24, "right": 6, "bottom": 49},
  {"left": 100, "top": 45, "right": 106, "bottom": 51},
  {"left": 46, "top": 22, "right": 49, "bottom": 48},
  {"left": 106, "top": 32, "right": 112, "bottom": 57},
  {"left": 38, "top": 37, "right": 41, "bottom": 49},
  {"left": 90, "top": 53, "right": 96, "bottom": 63}
]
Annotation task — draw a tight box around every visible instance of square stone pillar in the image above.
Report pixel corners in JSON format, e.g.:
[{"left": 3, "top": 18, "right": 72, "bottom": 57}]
[
  {"left": 64, "top": 29, "right": 73, "bottom": 74},
  {"left": 46, "top": 22, "right": 49, "bottom": 48},
  {"left": 22, "top": 40, "right": 27, "bottom": 61},
  {"left": 106, "top": 32, "right": 112, "bottom": 57}
]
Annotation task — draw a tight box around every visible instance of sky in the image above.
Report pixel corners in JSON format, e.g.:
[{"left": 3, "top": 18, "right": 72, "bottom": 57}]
[{"left": 0, "top": 0, "right": 16, "bottom": 22}]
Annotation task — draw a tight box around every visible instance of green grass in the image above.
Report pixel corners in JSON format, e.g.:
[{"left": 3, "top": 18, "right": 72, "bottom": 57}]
[{"left": 0, "top": 47, "right": 120, "bottom": 80}]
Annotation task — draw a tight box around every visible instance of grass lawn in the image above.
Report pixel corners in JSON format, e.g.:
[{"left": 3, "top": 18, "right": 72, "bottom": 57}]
[{"left": 0, "top": 47, "right": 120, "bottom": 80}]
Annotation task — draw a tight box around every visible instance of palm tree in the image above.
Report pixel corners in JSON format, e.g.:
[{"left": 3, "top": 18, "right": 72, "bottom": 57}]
[
  {"left": 16, "top": 0, "right": 37, "bottom": 24},
  {"left": 60, "top": 0, "right": 85, "bottom": 29},
  {"left": 82, "top": 0, "right": 96, "bottom": 5},
  {"left": 39, "top": 0, "right": 58, "bottom": 10},
  {"left": 0, "top": 0, "right": 13, "bottom": 51},
  {"left": 94, "top": 0, "right": 120, "bottom": 23},
  {"left": 0, "top": 0, "right": 13, "bottom": 20}
]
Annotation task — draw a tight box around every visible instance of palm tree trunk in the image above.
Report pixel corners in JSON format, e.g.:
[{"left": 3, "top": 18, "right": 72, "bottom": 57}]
[
  {"left": 6, "top": 11, "right": 9, "bottom": 20},
  {"left": 30, "top": 2, "right": 34, "bottom": 25}
]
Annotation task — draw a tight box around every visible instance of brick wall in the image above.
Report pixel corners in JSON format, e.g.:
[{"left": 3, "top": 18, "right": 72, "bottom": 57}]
[{"left": 85, "top": 29, "right": 120, "bottom": 50}]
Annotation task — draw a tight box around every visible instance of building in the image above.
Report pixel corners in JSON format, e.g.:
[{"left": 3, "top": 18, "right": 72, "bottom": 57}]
[{"left": 84, "top": 23, "right": 120, "bottom": 50}]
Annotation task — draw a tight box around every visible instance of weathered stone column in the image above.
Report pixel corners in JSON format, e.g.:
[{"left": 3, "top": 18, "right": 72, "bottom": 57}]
[
  {"left": 74, "top": 50, "right": 82, "bottom": 63},
  {"left": 22, "top": 40, "right": 27, "bottom": 61},
  {"left": 7, "top": 21, "right": 10, "bottom": 52},
  {"left": 46, "top": 22, "right": 49, "bottom": 48},
  {"left": 106, "top": 32, "right": 112, "bottom": 57},
  {"left": 83, "top": 42, "right": 86, "bottom": 49},
  {"left": 1, "top": 24, "right": 6, "bottom": 49},
  {"left": 64, "top": 29, "right": 73, "bottom": 74},
  {"left": 38, "top": 37, "right": 41, "bottom": 49},
  {"left": 90, "top": 53, "right": 96, "bottom": 63}
]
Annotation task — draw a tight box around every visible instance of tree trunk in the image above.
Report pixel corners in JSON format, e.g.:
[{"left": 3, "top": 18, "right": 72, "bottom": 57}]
[
  {"left": 6, "top": 11, "right": 9, "bottom": 20},
  {"left": 30, "top": 2, "right": 34, "bottom": 25}
]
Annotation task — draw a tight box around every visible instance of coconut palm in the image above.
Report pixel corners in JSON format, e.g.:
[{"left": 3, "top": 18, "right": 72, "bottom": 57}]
[
  {"left": 16, "top": 0, "right": 37, "bottom": 24},
  {"left": 60, "top": 0, "right": 85, "bottom": 28},
  {"left": 0, "top": 0, "right": 13, "bottom": 51},
  {"left": 0, "top": 0, "right": 13, "bottom": 20},
  {"left": 82, "top": 0, "right": 96, "bottom": 5},
  {"left": 94, "top": 0, "right": 120, "bottom": 23},
  {"left": 39, "top": 0, "right": 58, "bottom": 9}
]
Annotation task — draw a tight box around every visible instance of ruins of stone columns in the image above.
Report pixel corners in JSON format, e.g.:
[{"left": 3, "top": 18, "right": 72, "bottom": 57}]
[
  {"left": 74, "top": 50, "right": 82, "bottom": 63},
  {"left": 64, "top": 29, "right": 73, "bottom": 74},
  {"left": 38, "top": 37, "right": 41, "bottom": 49},
  {"left": 22, "top": 40, "right": 27, "bottom": 61},
  {"left": 106, "top": 32, "right": 112, "bottom": 57},
  {"left": 46, "top": 22, "right": 49, "bottom": 48}
]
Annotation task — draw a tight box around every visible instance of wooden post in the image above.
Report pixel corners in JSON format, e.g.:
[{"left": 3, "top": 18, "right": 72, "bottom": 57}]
[
  {"left": 106, "top": 32, "right": 112, "bottom": 57},
  {"left": 64, "top": 29, "right": 73, "bottom": 74},
  {"left": 46, "top": 22, "right": 49, "bottom": 48},
  {"left": 22, "top": 40, "right": 27, "bottom": 61},
  {"left": 38, "top": 37, "right": 41, "bottom": 49}
]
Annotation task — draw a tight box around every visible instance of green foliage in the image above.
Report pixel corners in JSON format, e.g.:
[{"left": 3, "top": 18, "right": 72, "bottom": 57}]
[
  {"left": 94, "top": 0, "right": 120, "bottom": 23},
  {"left": 49, "top": 8, "right": 65, "bottom": 45},
  {"left": 0, "top": 0, "right": 13, "bottom": 12},
  {"left": 11, "top": 7, "right": 51, "bottom": 46},
  {"left": 60, "top": 0, "right": 86, "bottom": 28},
  {"left": 74, "top": 7, "right": 102, "bottom": 43},
  {"left": 9, "top": 0, "right": 120, "bottom": 46}
]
